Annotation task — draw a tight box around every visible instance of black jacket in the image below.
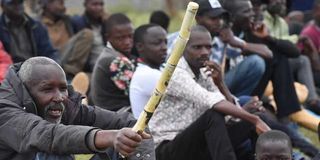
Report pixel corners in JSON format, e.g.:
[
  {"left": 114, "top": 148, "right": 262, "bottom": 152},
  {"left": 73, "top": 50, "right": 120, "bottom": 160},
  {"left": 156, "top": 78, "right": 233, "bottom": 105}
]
[{"left": 0, "top": 63, "right": 139, "bottom": 160}]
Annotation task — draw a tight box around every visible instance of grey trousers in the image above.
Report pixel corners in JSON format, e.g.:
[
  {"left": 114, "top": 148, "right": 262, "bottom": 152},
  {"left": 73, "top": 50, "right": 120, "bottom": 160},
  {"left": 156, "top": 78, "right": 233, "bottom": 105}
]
[{"left": 289, "top": 55, "right": 319, "bottom": 101}]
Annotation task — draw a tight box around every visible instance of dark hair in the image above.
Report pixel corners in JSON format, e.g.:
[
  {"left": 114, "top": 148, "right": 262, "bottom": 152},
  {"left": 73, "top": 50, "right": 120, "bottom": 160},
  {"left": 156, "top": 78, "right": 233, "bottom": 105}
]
[
  {"left": 255, "top": 130, "right": 292, "bottom": 153},
  {"left": 191, "top": 24, "right": 210, "bottom": 33},
  {"left": 134, "top": 23, "right": 160, "bottom": 44},
  {"left": 101, "top": 13, "right": 131, "bottom": 44},
  {"left": 150, "top": 10, "right": 170, "bottom": 31},
  {"left": 223, "top": 0, "right": 250, "bottom": 16},
  {"left": 131, "top": 23, "right": 160, "bottom": 57},
  {"left": 251, "top": 0, "right": 262, "bottom": 6}
]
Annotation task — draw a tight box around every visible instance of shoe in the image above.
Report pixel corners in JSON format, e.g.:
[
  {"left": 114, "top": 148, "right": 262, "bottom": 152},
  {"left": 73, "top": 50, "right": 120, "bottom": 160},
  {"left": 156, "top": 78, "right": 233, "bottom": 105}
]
[{"left": 305, "top": 99, "right": 320, "bottom": 115}]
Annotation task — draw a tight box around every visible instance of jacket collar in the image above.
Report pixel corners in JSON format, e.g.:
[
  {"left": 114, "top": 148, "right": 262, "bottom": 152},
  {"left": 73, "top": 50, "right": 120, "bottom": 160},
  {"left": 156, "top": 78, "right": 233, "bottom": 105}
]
[
  {"left": 177, "top": 57, "right": 196, "bottom": 79},
  {"left": 0, "top": 63, "right": 37, "bottom": 114}
]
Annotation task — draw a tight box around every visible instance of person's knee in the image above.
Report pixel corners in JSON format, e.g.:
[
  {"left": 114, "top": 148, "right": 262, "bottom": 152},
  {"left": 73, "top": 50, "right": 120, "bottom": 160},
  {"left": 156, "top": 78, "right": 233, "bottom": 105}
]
[
  {"left": 299, "top": 55, "right": 311, "bottom": 66},
  {"left": 246, "top": 55, "right": 266, "bottom": 76},
  {"left": 204, "top": 109, "right": 225, "bottom": 125}
]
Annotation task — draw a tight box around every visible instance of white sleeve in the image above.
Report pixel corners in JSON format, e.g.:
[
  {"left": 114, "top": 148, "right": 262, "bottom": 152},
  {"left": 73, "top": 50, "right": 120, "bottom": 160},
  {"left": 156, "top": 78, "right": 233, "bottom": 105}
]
[{"left": 130, "top": 68, "right": 162, "bottom": 118}]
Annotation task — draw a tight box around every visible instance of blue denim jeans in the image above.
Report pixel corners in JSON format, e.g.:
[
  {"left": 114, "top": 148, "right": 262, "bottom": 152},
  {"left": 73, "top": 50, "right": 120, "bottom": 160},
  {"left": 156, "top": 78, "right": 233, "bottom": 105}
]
[{"left": 225, "top": 55, "right": 265, "bottom": 97}]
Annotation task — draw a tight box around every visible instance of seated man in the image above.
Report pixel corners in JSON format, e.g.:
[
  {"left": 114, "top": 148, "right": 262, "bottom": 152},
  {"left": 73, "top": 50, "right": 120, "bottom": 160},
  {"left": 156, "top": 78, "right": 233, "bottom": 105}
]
[
  {"left": 256, "top": 0, "right": 320, "bottom": 115},
  {"left": 255, "top": 130, "right": 293, "bottom": 160},
  {"left": 0, "top": 57, "right": 154, "bottom": 159},
  {"left": 72, "top": 0, "right": 108, "bottom": 72},
  {"left": 167, "top": 0, "right": 273, "bottom": 97},
  {"left": 90, "top": 13, "right": 135, "bottom": 111},
  {"left": 223, "top": 0, "right": 320, "bottom": 131},
  {"left": 129, "top": 24, "right": 167, "bottom": 118},
  {"left": 149, "top": 25, "right": 270, "bottom": 160},
  {"left": 0, "top": 0, "right": 58, "bottom": 63},
  {"left": 41, "top": 0, "right": 94, "bottom": 79},
  {"left": 300, "top": 0, "right": 320, "bottom": 88}
]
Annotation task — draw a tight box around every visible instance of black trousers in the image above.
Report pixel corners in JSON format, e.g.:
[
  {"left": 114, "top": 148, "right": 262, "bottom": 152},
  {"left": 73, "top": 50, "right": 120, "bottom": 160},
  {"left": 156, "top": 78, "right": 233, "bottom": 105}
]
[
  {"left": 155, "top": 110, "right": 256, "bottom": 160},
  {"left": 252, "top": 52, "right": 301, "bottom": 118}
]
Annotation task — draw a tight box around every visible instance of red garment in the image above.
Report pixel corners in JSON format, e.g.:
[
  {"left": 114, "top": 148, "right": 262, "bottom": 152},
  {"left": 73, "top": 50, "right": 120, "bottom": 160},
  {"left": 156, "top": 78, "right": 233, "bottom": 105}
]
[
  {"left": 300, "top": 22, "right": 320, "bottom": 52},
  {"left": 0, "top": 42, "right": 12, "bottom": 82}
]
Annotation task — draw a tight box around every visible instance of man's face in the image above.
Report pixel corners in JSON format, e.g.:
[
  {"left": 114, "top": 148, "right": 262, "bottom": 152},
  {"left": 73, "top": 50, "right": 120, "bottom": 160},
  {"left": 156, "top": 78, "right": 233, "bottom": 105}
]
[
  {"left": 267, "top": 0, "right": 286, "bottom": 16},
  {"left": 184, "top": 30, "right": 212, "bottom": 70},
  {"left": 137, "top": 26, "right": 167, "bottom": 67},
  {"left": 256, "top": 141, "right": 292, "bottom": 160},
  {"left": 233, "top": 1, "right": 255, "bottom": 31},
  {"left": 2, "top": 0, "right": 24, "bottom": 20},
  {"left": 27, "top": 65, "right": 68, "bottom": 124},
  {"left": 84, "top": 0, "right": 104, "bottom": 20},
  {"left": 196, "top": 14, "right": 224, "bottom": 36},
  {"left": 45, "top": 0, "right": 66, "bottom": 19},
  {"left": 107, "top": 23, "right": 134, "bottom": 55}
]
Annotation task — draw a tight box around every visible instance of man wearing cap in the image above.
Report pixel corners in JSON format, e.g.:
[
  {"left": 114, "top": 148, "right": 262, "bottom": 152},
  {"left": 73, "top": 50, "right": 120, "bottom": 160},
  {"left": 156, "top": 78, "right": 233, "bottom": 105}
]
[
  {"left": 0, "top": 0, "right": 59, "bottom": 63},
  {"left": 150, "top": 24, "right": 271, "bottom": 160},
  {"left": 167, "top": 0, "right": 273, "bottom": 97}
]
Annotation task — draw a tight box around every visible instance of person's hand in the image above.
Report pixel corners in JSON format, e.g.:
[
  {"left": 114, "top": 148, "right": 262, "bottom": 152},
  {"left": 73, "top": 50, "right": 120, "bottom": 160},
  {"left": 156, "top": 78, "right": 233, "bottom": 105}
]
[
  {"left": 299, "top": 36, "right": 320, "bottom": 71},
  {"left": 252, "top": 22, "right": 269, "bottom": 38},
  {"left": 243, "top": 43, "right": 273, "bottom": 59},
  {"left": 242, "top": 96, "right": 266, "bottom": 113},
  {"left": 299, "top": 36, "right": 318, "bottom": 55},
  {"left": 205, "top": 61, "right": 223, "bottom": 84},
  {"left": 113, "top": 128, "right": 151, "bottom": 157},
  {"left": 95, "top": 128, "right": 151, "bottom": 157},
  {"left": 255, "top": 118, "right": 271, "bottom": 135},
  {"left": 219, "top": 27, "right": 247, "bottom": 49},
  {"left": 219, "top": 27, "right": 235, "bottom": 44}
]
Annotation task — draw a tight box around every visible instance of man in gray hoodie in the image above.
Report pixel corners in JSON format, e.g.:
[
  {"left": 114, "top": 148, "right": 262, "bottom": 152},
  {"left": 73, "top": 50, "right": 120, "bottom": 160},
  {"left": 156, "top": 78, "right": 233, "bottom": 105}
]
[{"left": 0, "top": 56, "right": 154, "bottom": 160}]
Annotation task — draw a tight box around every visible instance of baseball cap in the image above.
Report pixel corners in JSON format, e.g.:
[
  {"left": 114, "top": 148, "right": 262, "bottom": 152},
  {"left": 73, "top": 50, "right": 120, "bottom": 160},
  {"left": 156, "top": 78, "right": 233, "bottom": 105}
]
[{"left": 196, "top": 0, "right": 228, "bottom": 18}]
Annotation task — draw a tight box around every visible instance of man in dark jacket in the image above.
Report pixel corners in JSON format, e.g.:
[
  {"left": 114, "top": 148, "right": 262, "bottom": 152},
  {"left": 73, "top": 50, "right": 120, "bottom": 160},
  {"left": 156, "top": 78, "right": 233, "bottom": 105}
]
[
  {"left": 90, "top": 13, "right": 134, "bottom": 111},
  {"left": 0, "top": 0, "right": 58, "bottom": 63},
  {"left": 0, "top": 56, "right": 155, "bottom": 160},
  {"left": 71, "top": 0, "right": 108, "bottom": 73}
]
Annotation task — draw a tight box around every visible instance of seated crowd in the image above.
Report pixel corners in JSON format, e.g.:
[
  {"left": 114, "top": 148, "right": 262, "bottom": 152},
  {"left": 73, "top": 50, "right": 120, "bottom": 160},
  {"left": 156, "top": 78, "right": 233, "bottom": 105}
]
[{"left": 1, "top": 0, "right": 320, "bottom": 159}]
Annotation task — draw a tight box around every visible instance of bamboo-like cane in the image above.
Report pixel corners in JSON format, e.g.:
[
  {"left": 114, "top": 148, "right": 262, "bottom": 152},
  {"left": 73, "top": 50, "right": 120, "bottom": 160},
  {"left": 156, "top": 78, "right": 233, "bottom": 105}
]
[{"left": 132, "top": 2, "right": 199, "bottom": 133}]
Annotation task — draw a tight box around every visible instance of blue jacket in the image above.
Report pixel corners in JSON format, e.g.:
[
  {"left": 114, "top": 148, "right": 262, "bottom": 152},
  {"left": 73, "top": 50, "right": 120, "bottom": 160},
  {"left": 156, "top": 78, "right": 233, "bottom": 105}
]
[
  {"left": 0, "top": 14, "right": 59, "bottom": 63},
  {"left": 71, "top": 14, "right": 91, "bottom": 34},
  {"left": 71, "top": 14, "right": 104, "bottom": 34}
]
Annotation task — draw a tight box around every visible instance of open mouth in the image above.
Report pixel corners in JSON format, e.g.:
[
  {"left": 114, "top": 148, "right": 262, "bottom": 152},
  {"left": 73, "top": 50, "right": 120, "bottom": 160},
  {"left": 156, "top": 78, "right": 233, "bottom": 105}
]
[
  {"left": 47, "top": 109, "right": 63, "bottom": 118},
  {"left": 44, "top": 103, "right": 65, "bottom": 120}
]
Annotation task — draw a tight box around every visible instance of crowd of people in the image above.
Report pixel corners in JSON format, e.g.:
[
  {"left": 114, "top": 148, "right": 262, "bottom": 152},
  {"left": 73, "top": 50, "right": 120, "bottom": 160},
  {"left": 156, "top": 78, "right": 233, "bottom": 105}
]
[{"left": 1, "top": 0, "right": 320, "bottom": 159}]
